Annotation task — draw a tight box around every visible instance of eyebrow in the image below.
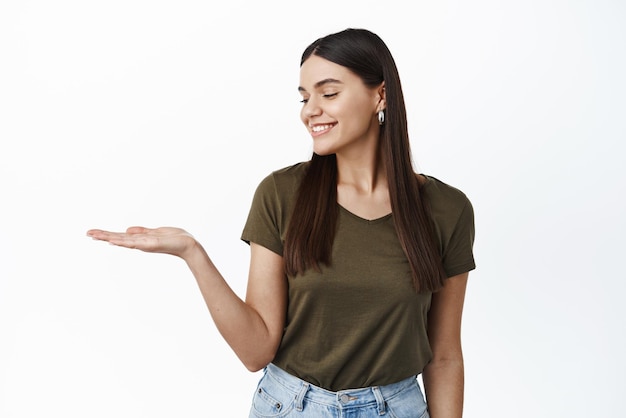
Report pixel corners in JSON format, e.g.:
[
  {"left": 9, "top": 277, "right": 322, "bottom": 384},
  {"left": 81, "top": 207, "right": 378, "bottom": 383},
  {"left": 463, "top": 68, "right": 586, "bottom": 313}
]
[{"left": 298, "top": 78, "right": 343, "bottom": 92}]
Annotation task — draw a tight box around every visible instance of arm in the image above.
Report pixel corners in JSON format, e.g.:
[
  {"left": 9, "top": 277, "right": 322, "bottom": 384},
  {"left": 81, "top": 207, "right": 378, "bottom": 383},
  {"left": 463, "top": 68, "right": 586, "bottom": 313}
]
[
  {"left": 422, "top": 272, "right": 469, "bottom": 418},
  {"left": 87, "top": 226, "right": 287, "bottom": 372}
]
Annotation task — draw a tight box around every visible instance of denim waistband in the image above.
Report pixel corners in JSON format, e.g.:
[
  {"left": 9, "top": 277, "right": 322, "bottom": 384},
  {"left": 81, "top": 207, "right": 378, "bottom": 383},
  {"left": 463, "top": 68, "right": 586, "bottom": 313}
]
[{"left": 264, "top": 363, "right": 417, "bottom": 413}]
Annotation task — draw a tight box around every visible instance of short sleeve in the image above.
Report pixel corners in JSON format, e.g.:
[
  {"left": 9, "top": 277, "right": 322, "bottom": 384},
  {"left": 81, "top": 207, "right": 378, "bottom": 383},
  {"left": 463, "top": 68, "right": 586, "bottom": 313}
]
[
  {"left": 240, "top": 173, "right": 285, "bottom": 256},
  {"left": 441, "top": 198, "right": 476, "bottom": 278},
  {"left": 423, "top": 177, "right": 476, "bottom": 278}
]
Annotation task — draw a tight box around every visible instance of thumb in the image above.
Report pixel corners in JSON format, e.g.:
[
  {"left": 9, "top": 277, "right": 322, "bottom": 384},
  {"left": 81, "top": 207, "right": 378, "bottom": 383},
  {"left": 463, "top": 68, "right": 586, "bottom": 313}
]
[{"left": 126, "top": 226, "right": 149, "bottom": 234}]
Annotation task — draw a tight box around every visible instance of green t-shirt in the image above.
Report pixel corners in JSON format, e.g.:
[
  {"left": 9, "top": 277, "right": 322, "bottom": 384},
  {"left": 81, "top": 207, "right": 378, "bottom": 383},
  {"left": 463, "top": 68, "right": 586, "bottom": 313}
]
[{"left": 241, "top": 162, "right": 475, "bottom": 391}]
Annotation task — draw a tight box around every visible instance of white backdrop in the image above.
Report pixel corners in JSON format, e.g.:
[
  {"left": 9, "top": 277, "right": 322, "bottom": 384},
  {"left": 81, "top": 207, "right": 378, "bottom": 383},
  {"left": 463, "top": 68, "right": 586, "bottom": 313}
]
[{"left": 1, "top": 1, "right": 624, "bottom": 417}]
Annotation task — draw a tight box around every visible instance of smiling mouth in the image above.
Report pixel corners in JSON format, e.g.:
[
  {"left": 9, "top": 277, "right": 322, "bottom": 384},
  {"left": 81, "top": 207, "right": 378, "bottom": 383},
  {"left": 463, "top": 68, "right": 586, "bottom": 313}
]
[{"left": 310, "top": 123, "right": 336, "bottom": 134}]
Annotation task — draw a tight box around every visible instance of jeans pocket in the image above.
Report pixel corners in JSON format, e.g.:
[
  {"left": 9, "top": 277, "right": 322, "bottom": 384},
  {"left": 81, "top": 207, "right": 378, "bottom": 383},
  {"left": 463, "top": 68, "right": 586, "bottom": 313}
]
[
  {"left": 385, "top": 379, "right": 429, "bottom": 418},
  {"left": 250, "top": 375, "right": 296, "bottom": 418}
]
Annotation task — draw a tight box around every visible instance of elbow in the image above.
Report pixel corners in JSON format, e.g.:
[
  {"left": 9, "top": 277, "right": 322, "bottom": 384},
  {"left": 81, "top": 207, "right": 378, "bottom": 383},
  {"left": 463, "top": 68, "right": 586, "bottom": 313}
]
[
  {"left": 243, "top": 355, "right": 273, "bottom": 373},
  {"left": 430, "top": 350, "right": 464, "bottom": 367},
  {"left": 236, "top": 329, "right": 282, "bottom": 372},
  {"left": 240, "top": 348, "right": 277, "bottom": 373},
  {"left": 430, "top": 341, "right": 464, "bottom": 365},
  {"left": 424, "top": 352, "right": 464, "bottom": 376},
  {"left": 244, "top": 362, "right": 267, "bottom": 373}
]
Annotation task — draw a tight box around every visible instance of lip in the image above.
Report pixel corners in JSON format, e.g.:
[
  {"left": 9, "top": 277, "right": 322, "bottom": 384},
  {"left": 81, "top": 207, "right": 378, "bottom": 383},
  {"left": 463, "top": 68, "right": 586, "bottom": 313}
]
[{"left": 309, "top": 122, "right": 337, "bottom": 137}]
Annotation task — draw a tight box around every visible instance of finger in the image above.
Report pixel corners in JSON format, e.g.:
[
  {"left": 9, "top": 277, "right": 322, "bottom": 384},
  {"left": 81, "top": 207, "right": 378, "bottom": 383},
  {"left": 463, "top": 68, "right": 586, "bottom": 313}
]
[
  {"left": 87, "top": 229, "right": 115, "bottom": 239},
  {"left": 126, "top": 226, "right": 150, "bottom": 234},
  {"left": 107, "top": 235, "right": 146, "bottom": 249},
  {"left": 87, "top": 229, "right": 128, "bottom": 243}
]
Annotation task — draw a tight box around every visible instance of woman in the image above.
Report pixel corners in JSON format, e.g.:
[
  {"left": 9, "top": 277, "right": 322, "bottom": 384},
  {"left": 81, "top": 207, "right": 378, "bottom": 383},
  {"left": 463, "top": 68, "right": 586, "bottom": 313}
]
[{"left": 88, "top": 28, "right": 475, "bottom": 418}]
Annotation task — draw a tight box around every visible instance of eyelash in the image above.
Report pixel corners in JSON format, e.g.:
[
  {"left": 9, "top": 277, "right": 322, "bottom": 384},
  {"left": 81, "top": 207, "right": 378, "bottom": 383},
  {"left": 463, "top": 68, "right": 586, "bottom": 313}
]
[{"left": 300, "top": 92, "right": 339, "bottom": 104}]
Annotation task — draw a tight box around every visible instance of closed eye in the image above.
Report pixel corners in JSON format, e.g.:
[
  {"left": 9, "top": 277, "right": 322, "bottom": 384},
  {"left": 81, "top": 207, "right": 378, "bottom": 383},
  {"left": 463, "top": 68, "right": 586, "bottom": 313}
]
[{"left": 299, "top": 92, "right": 338, "bottom": 104}]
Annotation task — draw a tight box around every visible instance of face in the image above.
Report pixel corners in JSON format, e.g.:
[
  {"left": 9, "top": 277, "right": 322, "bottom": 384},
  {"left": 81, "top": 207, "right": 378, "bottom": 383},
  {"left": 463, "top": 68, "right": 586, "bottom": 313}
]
[{"left": 298, "top": 55, "right": 385, "bottom": 157}]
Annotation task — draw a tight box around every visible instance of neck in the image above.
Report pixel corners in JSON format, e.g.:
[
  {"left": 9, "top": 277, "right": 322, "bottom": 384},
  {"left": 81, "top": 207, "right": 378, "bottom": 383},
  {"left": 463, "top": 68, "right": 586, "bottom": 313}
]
[{"left": 335, "top": 146, "right": 387, "bottom": 194}]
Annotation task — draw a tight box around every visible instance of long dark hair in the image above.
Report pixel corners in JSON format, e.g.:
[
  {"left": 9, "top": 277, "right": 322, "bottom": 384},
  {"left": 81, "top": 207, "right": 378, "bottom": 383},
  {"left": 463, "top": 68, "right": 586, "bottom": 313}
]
[{"left": 283, "top": 28, "right": 446, "bottom": 292}]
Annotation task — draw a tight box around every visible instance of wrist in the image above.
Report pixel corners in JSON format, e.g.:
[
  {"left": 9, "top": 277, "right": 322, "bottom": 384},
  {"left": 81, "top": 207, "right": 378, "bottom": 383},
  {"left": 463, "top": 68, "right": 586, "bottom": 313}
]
[
  {"left": 181, "top": 239, "right": 213, "bottom": 272},
  {"left": 180, "top": 236, "right": 201, "bottom": 260}
]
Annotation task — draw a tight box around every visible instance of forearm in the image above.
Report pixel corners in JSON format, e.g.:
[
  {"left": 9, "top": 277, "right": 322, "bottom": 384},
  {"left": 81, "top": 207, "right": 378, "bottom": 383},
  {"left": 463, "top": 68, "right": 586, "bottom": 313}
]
[
  {"left": 422, "top": 357, "right": 464, "bottom": 418},
  {"left": 183, "top": 242, "right": 278, "bottom": 371}
]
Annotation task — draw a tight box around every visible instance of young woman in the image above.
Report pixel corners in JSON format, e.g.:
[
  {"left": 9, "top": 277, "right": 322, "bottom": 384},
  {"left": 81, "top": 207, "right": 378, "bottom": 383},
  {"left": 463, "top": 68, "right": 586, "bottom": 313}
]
[{"left": 88, "top": 28, "right": 475, "bottom": 418}]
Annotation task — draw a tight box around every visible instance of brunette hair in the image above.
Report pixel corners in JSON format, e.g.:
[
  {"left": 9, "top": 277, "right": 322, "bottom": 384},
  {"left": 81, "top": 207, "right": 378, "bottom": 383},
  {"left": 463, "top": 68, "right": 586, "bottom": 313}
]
[{"left": 283, "top": 28, "right": 446, "bottom": 292}]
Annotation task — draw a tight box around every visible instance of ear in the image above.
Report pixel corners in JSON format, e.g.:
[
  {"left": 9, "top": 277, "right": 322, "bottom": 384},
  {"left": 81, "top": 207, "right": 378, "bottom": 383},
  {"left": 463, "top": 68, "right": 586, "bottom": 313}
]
[{"left": 375, "top": 81, "right": 386, "bottom": 112}]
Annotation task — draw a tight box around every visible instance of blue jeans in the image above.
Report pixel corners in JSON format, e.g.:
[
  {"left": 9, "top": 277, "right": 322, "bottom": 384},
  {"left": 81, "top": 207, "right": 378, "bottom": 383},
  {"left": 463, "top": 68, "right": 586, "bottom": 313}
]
[{"left": 249, "top": 363, "right": 430, "bottom": 418}]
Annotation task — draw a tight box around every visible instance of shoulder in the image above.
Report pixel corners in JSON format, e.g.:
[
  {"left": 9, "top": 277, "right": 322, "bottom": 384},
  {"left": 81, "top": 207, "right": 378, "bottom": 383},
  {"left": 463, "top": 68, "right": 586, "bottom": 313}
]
[
  {"left": 268, "top": 161, "right": 309, "bottom": 185},
  {"left": 422, "top": 175, "right": 471, "bottom": 205},
  {"left": 421, "top": 175, "right": 474, "bottom": 225},
  {"left": 253, "top": 161, "right": 309, "bottom": 203}
]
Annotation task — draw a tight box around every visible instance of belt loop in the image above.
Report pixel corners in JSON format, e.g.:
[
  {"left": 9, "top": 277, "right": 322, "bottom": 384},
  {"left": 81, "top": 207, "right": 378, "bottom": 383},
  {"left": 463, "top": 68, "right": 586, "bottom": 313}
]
[
  {"left": 295, "top": 382, "right": 310, "bottom": 412},
  {"left": 372, "top": 386, "right": 386, "bottom": 415}
]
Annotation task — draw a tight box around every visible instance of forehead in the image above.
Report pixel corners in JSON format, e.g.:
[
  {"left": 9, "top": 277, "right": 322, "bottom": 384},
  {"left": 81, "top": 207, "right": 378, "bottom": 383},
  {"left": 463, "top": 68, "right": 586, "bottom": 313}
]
[{"left": 299, "top": 55, "right": 360, "bottom": 89}]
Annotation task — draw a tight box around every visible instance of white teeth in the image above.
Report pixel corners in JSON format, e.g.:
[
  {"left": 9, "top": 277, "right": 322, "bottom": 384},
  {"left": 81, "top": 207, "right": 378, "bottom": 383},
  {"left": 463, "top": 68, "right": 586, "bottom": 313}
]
[{"left": 312, "top": 124, "right": 333, "bottom": 132}]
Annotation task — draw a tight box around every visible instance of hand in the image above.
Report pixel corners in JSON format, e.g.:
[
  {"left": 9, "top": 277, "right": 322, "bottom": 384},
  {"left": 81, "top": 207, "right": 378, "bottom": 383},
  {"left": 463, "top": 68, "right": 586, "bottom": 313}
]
[{"left": 87, "top": 226, "right": 198, "bottom": 259}]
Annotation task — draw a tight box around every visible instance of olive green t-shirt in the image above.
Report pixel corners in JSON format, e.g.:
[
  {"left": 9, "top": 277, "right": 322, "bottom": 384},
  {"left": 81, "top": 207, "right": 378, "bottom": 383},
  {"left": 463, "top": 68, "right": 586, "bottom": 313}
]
[{"left": 241, "top": 162, "right": 475, "bottom": 391}]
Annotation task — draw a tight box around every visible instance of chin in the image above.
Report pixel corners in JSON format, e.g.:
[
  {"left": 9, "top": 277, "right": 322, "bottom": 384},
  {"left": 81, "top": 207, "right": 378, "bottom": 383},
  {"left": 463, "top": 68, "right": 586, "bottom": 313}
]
[
  {"left": 313, "top": 149, "right": 336, "bottom": 157},
  {"left": 312, "top": 142, "right": 335, "bottom": 156}
]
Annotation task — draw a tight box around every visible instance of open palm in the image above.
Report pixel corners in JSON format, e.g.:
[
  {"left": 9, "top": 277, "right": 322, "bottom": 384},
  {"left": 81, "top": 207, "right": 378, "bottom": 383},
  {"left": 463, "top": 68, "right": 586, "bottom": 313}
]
[{"left": 87, "top": 226, "right": 196, "bottom": 258}]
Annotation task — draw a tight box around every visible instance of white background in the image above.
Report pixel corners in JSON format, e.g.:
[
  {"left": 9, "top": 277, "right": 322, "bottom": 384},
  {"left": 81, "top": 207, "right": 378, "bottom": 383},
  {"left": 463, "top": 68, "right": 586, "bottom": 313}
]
[{"left": 1, "top": 1, "right": 624, "bottom": 417}]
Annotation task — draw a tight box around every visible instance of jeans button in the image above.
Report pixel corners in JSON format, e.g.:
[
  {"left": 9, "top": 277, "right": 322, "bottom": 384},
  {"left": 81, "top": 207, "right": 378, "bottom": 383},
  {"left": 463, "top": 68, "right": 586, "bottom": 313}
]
[{"left": 340, "top": 394, "right": 350, "bottom": 403}]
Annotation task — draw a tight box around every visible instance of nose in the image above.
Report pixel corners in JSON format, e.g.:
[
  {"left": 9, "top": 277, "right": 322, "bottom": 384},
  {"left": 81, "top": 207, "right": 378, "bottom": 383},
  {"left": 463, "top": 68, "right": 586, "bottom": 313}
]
[{"left": 302, "top": 97, "right": 322, "bottom": 120}]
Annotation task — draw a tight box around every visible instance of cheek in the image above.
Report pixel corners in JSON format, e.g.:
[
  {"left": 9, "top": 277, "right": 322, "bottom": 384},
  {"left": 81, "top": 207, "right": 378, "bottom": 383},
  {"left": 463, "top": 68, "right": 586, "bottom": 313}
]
[
  {"left": 340, "top": 97, "right": 371, "bottom": 119},
  {"left": 344, "top": 105, "right": 375, "bottom": 130}
]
